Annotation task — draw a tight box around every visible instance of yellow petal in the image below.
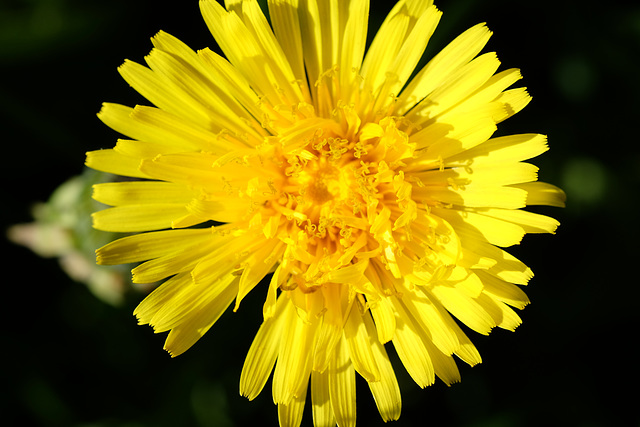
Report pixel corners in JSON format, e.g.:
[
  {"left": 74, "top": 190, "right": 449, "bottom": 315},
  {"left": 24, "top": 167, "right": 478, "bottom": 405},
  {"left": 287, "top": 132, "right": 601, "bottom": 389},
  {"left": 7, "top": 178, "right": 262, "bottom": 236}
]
[
  {"left": 296, "top": 0, "right": 323, "bottom": 92},
  {"left": 118, "top": 59, "right": 210, "bottom": 126},
  {"left": 440, "top": 68, "right": 523, "bottom": 119},
  {"left": 189, "top": 234, "right": 264, "bottom": 286},
  {"left": 313, "top": 286, "right": 345, "bottom": 372},
  {"left": 390, "top": 296, "right": 435, "bottom": 388},
  {"left": 138, "top": 151, "right": 263, "bottom": 192},
  {"left": 85, "top": 149, "right": 148, "bottom": 179},
  {"left": 272, "top": 297, "right": 317, "bottom": 405},
  {"left": 235, "top": 239, "right": 283, "bottom": 311},
  {"left": 368, "top": 295, "right": 396, "bottom": 344},
  {"left": 418, "top": 295, "right": 483, "bottom": 366},
  {"left": 129, "top": 104, "right": 249, "bottom": 151},
  {"left": 151, "top": 29, "right": 266, "bottom": 133},
  {"left": 112, "top": 139, "right": 178, "bottom": 159},
  {"left": 343, "top": 302, "right": 380, "bottom": 382},
  {"left": 515, "top": 181, "right": 567, "bottom": 207},
  {"left": 328, "top": 335, "right": 357, "bottom": 427},
  {"left": 427, "top": 186, "right": 527, "bottom": 210},
  {"left": 409, "top": 52, "right": 501, "bottom": 125},
  {"left": 446, "top": 133, "right": 549, "bottom": 166},
  {"left": 476, "top": 292, "right": 522, "bottom": 331},
  {"left": 395, "top": 286, "right": 460, "bottom": 356},
  {"left": 200, "top": 0, "right": 297, "bottom": 105},
  {"left": 384, "top": 5, "right": 441, "bottom": 97},
  {"left": 461, "top": 238, "right": 533, "bottom": 285},
  {"left": 452, "top": 327, "right": 482, "bottom": 367},
  {"left": 240, "top": 296, "right": 287, "bottom": 400},
  {"left": 492, "top": 87, "right": 532, "bottom": 123},
  {"left": 398, "top": 23, "right": 492, "bottom": 114},
  {"left": 96, "top": 103, "right": 142, "bottom": 141},
  {"left": 475, "top": 208, "right": 560, "bottom": 234},
  {"left": 241, "top": 0, "right": 305, "bottom": 102},
  {"left": 98, "top": 103, "right": 225, "bottom": 153},
  {"left": 92, "top": 204, "right": 189, "bottom": 233},
  {"left": 311, "top": 369, "right": 335, "bottom": 427},
  {"left": 392, "top": 288, "right": 462, "bottom": 385},
  {"left": 161, "top": 274, "right": 239, "bottom": 357},
  {"left": 428, "top": 284, "right": 496, "bottom": 335},
  {"left": 433, "top": 208, "right": 526, "bottom": 247},
  {"left": 267, "top": 0, "right": 307, "bottom": 93},
  {"left": 422, "top": 337, "right": 461, "bottom": 386},
  {"left": 134, "top": 271, "right": 192, "bottom": 325},
  {"left": 197, "top": 47, "right": 269, "bottom": 127},
  {"left": 96, "top": 227, "right": 216, "bottom": 265},
  {"left": 151, "top": 29, "right": 202, "bottom": 64},
  {"left": 323, "top": 259, "right": 368, "bottom": 284},
  {"left": 150, "top": 273, "right": 233, "bottom": 332},
  {"left": 92, "top": 181, "right": 195, "bottom": 206},
  {"left": 185, "top": 197, "right": 253, "bottom": 223},
  {"left": 145, "top": 48, "right": 262, "bottom": 141},
  {"left": 362, "top": 309, "right": 402, "bottom": 422},
  {"left": 278, "top": 380, "right": 308, "bottom": 427},
  {"left": 451, "top": 268, "right": 484, "bottom": 298},
  {"left": 362, "top": 0, "right": 435, "bottom": 93},
  {"left": 338, "top": 0, "right": 369, "bottom": 101},
  {"left": 475, "top": 270, "right": 529, "bottom": 309},
  {"left": 410, "top": 115, "right": 498, "bottom": 163},
  {"left": 131, "top": 237, "right": 217, "bottom": 284},
  {"left": 413, "top": 162, "right": 539, "bottom": 189},
  {"left": 264, "top": 262, "right": 287, "bottom": 320},
  {"left": 362, "top": 11, "right": 409, "bottom": 95}
]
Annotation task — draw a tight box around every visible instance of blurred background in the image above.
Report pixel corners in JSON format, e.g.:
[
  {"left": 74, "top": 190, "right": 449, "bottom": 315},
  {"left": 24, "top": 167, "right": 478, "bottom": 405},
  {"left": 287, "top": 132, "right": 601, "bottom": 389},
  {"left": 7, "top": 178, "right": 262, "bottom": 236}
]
[{"left": 2, "top": 0, "right": 638, "bottom": 426}]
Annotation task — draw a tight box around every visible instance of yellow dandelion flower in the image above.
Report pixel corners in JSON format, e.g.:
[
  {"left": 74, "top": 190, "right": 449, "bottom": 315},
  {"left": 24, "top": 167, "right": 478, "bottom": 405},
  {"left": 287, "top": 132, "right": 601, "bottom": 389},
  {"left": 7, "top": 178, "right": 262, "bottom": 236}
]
[{"left": 88, "top": 0, "right": 565, "bottom": 425}]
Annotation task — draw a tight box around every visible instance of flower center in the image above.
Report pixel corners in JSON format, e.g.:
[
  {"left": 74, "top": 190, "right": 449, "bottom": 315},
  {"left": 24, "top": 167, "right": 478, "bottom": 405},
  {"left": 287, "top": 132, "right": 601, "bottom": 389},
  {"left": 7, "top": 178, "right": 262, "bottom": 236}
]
[
  {"left": 298, "top": 158, "right": 349, "bottom": 205},
  {"left": 279, "top": 139, "right": 364, "bottom": 230}
]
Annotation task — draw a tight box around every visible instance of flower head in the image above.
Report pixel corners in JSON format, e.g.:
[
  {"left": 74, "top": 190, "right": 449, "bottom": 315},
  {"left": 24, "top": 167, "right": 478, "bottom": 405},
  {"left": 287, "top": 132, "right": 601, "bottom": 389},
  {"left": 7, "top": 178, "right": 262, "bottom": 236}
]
[{"left": 88, "top": 0, "right": 565, "bottom": 425}]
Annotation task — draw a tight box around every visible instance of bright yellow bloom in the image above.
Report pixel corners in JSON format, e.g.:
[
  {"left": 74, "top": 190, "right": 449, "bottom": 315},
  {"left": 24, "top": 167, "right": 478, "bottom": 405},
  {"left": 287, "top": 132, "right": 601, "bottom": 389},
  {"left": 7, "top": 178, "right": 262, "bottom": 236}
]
[{"left": 88, "top": 0, "right": 565, "bottom": 425}]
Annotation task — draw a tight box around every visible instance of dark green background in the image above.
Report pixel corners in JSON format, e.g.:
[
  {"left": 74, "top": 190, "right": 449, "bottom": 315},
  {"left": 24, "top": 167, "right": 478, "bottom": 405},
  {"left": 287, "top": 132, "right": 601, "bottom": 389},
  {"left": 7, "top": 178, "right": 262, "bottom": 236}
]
[{"left": 3, "top": 0, "right": 638, "bottom": 426}]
